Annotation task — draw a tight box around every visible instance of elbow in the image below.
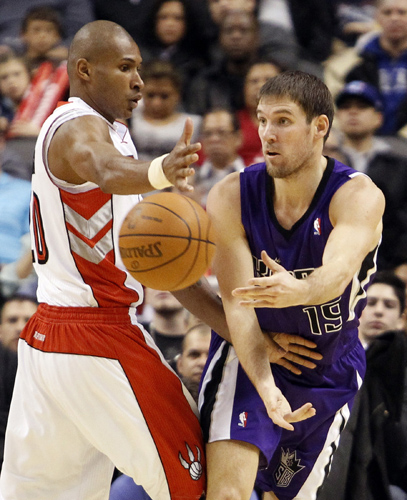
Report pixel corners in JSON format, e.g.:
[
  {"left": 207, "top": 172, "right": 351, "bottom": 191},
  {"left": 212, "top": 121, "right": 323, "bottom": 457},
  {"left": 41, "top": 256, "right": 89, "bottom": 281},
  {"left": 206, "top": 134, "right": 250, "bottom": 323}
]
[
  {"left": 91, "top": 160, "right": 118, "bottom": 194},
  {"left": 76, "top": 148, "right": 118, "bottom": 193}
]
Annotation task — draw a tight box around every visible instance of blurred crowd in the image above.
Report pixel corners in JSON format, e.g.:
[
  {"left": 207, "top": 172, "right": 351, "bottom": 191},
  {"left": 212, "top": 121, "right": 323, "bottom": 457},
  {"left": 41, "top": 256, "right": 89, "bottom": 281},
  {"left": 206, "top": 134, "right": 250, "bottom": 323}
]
[{"left": 2, "top": 1, "right": 407, "bottom": 499}]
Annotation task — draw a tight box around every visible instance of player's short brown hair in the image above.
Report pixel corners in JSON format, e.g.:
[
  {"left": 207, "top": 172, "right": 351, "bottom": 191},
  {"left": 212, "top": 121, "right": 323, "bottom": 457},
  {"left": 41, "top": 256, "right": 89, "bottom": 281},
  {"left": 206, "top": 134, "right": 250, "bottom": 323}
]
[{"left": 258, "top": 70, "right": 335, "bottom": 141}]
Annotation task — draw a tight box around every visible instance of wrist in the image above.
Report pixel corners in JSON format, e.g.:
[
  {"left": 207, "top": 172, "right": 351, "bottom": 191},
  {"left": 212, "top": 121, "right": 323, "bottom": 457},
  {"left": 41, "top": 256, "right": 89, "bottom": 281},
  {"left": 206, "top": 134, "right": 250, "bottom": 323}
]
[{"left": 148, "top": 153, "right": 172, "bottom": 190}]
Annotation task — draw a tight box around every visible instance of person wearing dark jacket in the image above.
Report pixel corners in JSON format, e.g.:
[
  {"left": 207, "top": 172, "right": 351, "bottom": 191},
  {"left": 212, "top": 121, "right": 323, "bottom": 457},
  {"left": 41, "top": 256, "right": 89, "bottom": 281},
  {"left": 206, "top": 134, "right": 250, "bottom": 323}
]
[
  {"left": 317, "top": 271, "right": 407, "bottom": 500},
  {"left": 332, "top": 80, "right": 407, "bottom": 270},
  {"left": 345, "top": 0, "right": 407, "bottom": 135}
]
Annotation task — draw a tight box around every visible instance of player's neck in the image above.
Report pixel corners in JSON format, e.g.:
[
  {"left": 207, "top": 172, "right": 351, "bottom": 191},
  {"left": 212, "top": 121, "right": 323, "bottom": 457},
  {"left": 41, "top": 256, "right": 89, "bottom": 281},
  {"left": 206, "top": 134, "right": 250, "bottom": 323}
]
[{"left": 272, "top": 156, "right": 327, "bottom": 230}]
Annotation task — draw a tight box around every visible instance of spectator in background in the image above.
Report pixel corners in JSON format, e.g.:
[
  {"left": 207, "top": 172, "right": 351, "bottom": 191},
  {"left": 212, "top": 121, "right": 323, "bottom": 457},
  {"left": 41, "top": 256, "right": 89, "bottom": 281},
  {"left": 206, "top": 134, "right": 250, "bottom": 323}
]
[
  {"left": 0, "top": 129, "right": 33, "bottom": 302},
  {"left": 358, "top": 271, "right": 406, "bottom": 348},
  {"left": 185, "top": 9, "right": 260, "bottom": 115},
  {"left": 136, "top": 0, "right": 209, "bottom": 102},
  {"left": 191, "top": 108, "right": 245, "bottom": 207},
  {"left": 205, "top": 0, "right": 299, "bottom": 70},
  {"left": 334, "top": 0, "right": 378, "bottom": 46},
  {"left": 318, "top": 271, "right": 407, "bottom": 500},
  {"left": 0, "top": 49, "right": 68, "bottom": 141},
  {"left": 20, "top": 6, "right": 67, "bottom": 72},
  {"left": 332, "top": 80, "right": 407, "bottom": 270},
  {"left": 92, "top": 0, "right": 212, "bottom": 54},
  {"left": 0, "top": 294, "right": 38, "bottom": 352},
  {"left": 130, "top": 59, "right": 201, "bottom": 162},
  {"left": 345, "top": 0, "right": 407, "bottom": 135},
  {"left": 0, "top": 9, "right": 69, "bottom": 169},
  {"left": 91, "top": 0, "right": 153, "bottom": 46},
  {"left": 0, "top": 53, "right": 36, "bottom": 137},
  {"left": 0, "top": 127, "right": 30, "bottom": 180},
  {"left": 176, "top": 322, "right": 211, "bottom": 403},
  {"left": 142, "top": 288, "right": 190, "bottom": 364},
  {"left": 257, "top": 0, "right": 337, "bottom": 76},
  {"left": 0, "top": 0, "right": 94, "bottom": 55},
  {"left": 237, "top": 59, "right": 282, "bottom": 166},
  {"left": 0, "top": 294, "right": 37, "bottom": 472}
]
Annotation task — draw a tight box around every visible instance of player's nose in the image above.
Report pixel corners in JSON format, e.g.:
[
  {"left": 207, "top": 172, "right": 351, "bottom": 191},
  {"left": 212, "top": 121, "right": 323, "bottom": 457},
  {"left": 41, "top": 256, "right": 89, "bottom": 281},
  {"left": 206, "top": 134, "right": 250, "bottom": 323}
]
[{"left": 131, "top": 72, "right": 144, "bottom": 91}]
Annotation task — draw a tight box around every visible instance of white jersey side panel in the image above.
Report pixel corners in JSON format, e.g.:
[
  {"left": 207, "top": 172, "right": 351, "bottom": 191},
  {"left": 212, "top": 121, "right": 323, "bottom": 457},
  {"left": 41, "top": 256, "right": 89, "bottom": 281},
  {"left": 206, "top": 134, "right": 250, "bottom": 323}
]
[{"left": 31, "top": 97, "right": 144, "bottom": 307}]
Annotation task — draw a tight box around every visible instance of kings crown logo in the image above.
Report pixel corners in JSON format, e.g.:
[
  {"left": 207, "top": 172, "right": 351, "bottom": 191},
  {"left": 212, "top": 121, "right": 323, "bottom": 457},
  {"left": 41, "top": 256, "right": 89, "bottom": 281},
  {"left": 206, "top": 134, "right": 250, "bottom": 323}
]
[{"left": 273, "top": 448, "right": 305, "bottom": 487}]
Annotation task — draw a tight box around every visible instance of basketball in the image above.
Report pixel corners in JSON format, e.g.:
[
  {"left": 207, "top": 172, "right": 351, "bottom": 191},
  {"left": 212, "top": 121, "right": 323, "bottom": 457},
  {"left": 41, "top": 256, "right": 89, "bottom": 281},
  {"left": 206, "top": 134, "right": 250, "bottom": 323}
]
[{"left": 119, "top": 192, "right": 216, "bottom": 291}]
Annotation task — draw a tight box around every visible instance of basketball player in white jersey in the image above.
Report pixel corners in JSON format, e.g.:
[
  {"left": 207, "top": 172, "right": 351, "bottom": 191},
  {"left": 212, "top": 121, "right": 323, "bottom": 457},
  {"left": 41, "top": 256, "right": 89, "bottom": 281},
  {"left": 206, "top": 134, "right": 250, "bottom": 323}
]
[{"left": 0, "top": 20, "right": 320, "bottom": 500}]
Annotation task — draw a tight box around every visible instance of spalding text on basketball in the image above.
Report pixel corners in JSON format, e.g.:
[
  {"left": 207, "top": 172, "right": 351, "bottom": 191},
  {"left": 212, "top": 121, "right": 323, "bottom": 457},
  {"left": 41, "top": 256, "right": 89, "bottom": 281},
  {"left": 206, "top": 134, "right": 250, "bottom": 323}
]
[{"left": 120, "top": 242, "right": 163, "bottom": 259}]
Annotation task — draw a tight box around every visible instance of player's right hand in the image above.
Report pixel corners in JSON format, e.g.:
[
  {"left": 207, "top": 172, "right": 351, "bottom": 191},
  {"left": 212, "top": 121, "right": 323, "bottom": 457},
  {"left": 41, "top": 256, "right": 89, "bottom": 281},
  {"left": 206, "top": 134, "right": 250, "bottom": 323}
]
[
  {"left": 265, "top": 332, "right": 323, "bottom": 375},
  {"left": 162, "top": 117, "right": 201, "bottom": 192}
]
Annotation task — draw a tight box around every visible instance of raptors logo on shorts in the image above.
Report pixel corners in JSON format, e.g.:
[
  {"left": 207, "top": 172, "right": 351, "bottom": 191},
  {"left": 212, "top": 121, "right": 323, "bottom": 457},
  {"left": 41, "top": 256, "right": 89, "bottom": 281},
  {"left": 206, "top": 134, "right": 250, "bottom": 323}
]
[{"left": 178, "top": 443, "right": 203, "bottom": 480}]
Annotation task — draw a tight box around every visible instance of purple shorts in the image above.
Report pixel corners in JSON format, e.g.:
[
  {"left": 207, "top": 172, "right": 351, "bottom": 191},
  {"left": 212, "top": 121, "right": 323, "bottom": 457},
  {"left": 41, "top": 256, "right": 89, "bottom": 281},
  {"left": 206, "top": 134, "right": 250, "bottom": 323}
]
[{"left": 199, "top": 333, "right": 365, "bottom": 500}]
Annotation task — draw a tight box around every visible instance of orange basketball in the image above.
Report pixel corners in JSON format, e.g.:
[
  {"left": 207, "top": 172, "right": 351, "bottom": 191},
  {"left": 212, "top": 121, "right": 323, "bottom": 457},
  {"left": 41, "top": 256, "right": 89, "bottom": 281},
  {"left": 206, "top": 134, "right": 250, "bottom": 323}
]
[{"left": 119, "top": 192, "right": 216, "bottom": 291}]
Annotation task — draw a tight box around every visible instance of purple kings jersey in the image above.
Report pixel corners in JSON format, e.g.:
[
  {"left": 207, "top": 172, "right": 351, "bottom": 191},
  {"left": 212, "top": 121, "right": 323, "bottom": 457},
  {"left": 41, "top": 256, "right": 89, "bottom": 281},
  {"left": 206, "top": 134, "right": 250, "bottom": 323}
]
[{"left": 240, "top": 158, "right": 378, "bottom": 370}]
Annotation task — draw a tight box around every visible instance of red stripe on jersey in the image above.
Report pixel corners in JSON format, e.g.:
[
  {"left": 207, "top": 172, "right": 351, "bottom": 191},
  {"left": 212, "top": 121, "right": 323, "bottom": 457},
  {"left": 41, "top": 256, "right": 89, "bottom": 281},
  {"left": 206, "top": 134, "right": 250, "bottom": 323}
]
[
  {"left": 60, "top": 187, "right": 111, "bottom": 219},
  {"left": 66, "top": 219, "right": 113, "bottom": 248},
  {"left": 73, "top": 250, "right": 140, "bottom": 307},
  {"left": 59, "top": 187, "right": 140, "bottom": 307},
  {"left": 22, "top": 305, "right": 206, "bottom": 500}
]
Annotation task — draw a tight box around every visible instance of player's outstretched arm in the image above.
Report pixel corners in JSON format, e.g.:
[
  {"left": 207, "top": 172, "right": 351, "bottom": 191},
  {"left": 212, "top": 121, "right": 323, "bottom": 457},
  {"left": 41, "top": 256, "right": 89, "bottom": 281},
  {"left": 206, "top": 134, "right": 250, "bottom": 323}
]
[
  {"left": 233, "top": 175, "right": 385, "bottom": 308},
  {"left": 47, "top": 115, "right": 200, "bottom": 194},
  {"left": 206, "top": 174, "right": 315, "bottom": 427}
]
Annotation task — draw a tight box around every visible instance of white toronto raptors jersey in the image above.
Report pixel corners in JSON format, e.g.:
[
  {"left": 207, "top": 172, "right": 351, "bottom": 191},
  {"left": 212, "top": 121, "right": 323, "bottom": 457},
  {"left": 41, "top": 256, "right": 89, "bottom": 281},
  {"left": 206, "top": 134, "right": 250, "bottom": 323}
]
[{"left": 31, "top": 97, "right": 144, "bottom": 307}]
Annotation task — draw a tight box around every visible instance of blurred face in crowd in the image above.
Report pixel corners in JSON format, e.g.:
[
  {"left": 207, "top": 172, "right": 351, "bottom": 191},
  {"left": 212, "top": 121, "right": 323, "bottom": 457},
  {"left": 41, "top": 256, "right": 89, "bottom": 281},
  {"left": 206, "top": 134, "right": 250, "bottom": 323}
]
[
  {"left": 208, "top": 0, "right": 256, "bottom": 25},
  {"left": 142, "top": 76, "right": 180, "bottom": 120},
  {"left": 155, "top": 1, "right": 186, "bottom": 46},
  {"left": 358, "top": 283, "right": 405, "bottom": 347},
  {"left": 244, "top": 62, "right": 281, "bottom": 112},
  {"left": 145, "top": 288, "right": 184, "bottom": 314},
  {"left": 376, "top": 0, "right": 407, "bottom": 43},
  {"left": 22, "top": 20, "right": 61, "bottom": 57},
  {"left": 0, "top": 59, "right": 31, "bottom": 105},
  {"left": 201, "top": 110, "right": 241, "bottom": 168},
  {"left": 177, "top": 327, "right": 211, "bottom": 384},
  {"left": 335, "top": 98, "right": 383, "bottom": 139},
  {"left": 0, "top": 299, "right": 38, "bottom": 352},
  {"left": 220, "top": 11, "right": 258, "bottom": 61}
]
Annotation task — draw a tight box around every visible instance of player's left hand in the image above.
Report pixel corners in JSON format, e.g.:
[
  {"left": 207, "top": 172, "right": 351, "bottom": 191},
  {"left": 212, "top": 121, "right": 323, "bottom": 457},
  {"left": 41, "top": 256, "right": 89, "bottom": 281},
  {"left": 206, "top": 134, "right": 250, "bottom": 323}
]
[
  {"left": 162, "top": 117, "right": 201, "bottom": 192},
  {"left": 265, "top": 332, "right": 323, "bottom": 375},
  {"left": 263, "top": 386, "right": 316, "bottom": 431},
  {"left": 232, "top": 250, "right": 309, "bottom": 308}
]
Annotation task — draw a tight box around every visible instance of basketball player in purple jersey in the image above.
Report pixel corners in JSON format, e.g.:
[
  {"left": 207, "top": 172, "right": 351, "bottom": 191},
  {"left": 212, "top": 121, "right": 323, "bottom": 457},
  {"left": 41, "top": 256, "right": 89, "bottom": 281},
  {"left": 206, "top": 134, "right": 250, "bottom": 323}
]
[{"left": 199, "top": 71, "right": 385, "bottom": 500}]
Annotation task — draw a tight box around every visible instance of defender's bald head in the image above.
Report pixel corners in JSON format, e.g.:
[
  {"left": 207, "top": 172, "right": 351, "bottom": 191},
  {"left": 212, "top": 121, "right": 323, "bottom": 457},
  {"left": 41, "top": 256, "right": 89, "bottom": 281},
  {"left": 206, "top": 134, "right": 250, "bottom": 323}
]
[{"left": 68, "top": 21, "right": 135, "bottom": 79}]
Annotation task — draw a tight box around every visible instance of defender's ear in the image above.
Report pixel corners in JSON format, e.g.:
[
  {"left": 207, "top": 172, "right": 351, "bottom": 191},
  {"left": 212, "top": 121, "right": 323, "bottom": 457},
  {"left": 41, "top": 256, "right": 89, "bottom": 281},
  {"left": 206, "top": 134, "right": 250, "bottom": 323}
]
[{"left": 76, "top": 58, "right": 91, "bottom": 81}]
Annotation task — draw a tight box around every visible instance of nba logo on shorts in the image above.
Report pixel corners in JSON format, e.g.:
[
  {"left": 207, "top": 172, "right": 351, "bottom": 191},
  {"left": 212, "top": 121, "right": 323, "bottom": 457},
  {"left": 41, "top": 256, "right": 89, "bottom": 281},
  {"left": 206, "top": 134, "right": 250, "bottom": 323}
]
[
  {"left": 238, "top": 411, "right": 248, "bottom": 428},
  {"left": 273, "top": 448, "right": 305, "bottom": 487},
  {"left": 313, "top": 217, "right": 321, "bottom": 236}
]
